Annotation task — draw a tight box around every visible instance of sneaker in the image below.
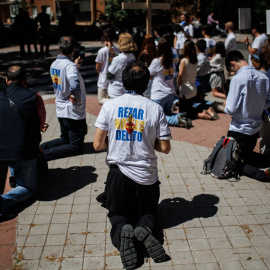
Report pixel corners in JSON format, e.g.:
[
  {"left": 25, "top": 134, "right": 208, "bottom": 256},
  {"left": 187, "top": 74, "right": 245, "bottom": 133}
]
[
  {"left": 178, "top": 115, "right": 192, "bottom": 129},
  {"left": 134, "top": 226, "right": 166, "bottom": 263},
  {"left": 120, "top": 224, "right": 137, "bottom": 270}
]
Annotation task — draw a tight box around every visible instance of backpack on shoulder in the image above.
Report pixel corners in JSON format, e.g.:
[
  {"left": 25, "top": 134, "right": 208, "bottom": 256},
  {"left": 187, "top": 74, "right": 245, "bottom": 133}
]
[{"left": 202, "top": 136, "right": 241, "bottom": 180}]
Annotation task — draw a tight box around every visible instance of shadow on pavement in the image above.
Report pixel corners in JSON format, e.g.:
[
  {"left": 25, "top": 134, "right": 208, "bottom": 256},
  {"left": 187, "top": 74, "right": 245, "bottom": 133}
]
[
  {"left": 6, "top": 166, "right": 97, "bottom": 220},
  {"left": 159, "top": 194, "right": 219, "bottom": 229},
  {"left": 36, "top": 165, "right": 97, "bottom": 201}
]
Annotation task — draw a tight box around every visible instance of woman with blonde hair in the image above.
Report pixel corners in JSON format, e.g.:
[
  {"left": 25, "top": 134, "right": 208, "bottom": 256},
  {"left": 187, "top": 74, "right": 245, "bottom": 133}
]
[
  {"left": 107, "top": 33, "right": 137, "bottom": 98},
  {"left": 138, "top": 34, "right": 156, "bottom": 98}
]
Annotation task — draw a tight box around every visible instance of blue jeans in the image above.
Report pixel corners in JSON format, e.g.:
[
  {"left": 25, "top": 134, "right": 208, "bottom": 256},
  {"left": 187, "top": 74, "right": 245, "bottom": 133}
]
[
  {"left": 152, "top": 94, "right": 184, "bottom": 126},
  {"left": 0, "top": 158, "right": 37, "bottom": 216},
  {"left": 41, "top": 118, "right": 87, "bottom": 161}
]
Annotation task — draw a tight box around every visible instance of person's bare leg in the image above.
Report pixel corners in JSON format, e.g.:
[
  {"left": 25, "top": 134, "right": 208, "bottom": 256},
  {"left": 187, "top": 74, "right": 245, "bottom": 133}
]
[
  {"left": 197, "top": 110, "right": 212, "bottom": 120},
  {"left": 212, "top": 87, "right": 227, "bottom": 99}
]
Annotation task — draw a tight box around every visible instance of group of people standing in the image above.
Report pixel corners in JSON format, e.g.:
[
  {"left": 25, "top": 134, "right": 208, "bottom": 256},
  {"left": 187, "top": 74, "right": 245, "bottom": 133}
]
[{"left": 13, "top": 6, "right": 51, "bottom": 57}]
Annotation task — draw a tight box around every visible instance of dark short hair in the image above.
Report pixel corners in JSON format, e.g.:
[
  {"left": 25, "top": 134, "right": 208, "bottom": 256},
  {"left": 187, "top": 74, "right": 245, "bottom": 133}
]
[
  {"left": 103, "top": 28, "right": 115, "bottom": 42},
  {"left": 196, "top": 39, "right": 206, "bottom": 52},
  {"left": 215, "top": 41, "right": 226, "bottom": 58},
  {"left": 251, "top": 23, "right": 262, "bottom": 34},
  {"left": 58, "top": 35, "right": 76, "bottom": 55},
  {"left": 7, "top": 66, "right": 26, "bottom": 82},
  {"left": 225, "top": 50, "right": 245, "bottom": 71},
  {"left": 202, "top": 24, "right": 212, "bottom": 36},
  {"left": 122, "top": 61, "right": 150, "bottom": 94}
]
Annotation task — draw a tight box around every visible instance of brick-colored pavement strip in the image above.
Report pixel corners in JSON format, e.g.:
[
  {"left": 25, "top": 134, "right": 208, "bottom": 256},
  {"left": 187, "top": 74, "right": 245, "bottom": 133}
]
[
  {"left": 3, "top": 103, "right": 267, "bottom": 270},
  {"left": 0, "top": 171, "right": 17, "bottom": 270}
]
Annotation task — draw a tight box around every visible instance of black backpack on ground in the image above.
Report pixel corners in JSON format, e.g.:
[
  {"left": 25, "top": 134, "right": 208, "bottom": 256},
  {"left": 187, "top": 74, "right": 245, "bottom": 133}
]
[{"left": 202, "top": 136, "right": 241, "bottom": 180}]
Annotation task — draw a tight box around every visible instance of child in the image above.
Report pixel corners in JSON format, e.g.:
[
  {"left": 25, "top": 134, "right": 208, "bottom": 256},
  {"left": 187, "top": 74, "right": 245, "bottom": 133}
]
[{"left": 95, "top": 28, "right": 119, "bottom": 104}]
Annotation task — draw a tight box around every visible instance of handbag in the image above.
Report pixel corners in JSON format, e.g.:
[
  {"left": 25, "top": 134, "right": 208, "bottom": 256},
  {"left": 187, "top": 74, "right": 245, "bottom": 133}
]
[{"left": 3, "top": 89, "right": 48, "bottom": 177}]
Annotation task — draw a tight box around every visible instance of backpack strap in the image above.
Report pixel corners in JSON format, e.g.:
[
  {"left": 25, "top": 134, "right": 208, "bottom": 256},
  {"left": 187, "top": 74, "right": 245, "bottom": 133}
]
[
  {"left": 202, "top": 136, "right": 225, "bottom": 173},
  {"left": 209, "top": 137, "right": 225, "bottom": 169},
  {"left": 225, "top": 139, "right": 241, "bottom": 180},
  {"left": 225, "top": 139, "right": 235, "bottom": 171}
]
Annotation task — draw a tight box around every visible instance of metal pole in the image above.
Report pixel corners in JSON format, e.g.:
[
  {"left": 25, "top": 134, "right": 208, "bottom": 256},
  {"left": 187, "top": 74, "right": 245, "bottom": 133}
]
[
  {"left": 90, "top": 0, "right": 96, "bottom": 25},
  {"left": 146, "top": 0, "right": 152, "bottom": 35}
]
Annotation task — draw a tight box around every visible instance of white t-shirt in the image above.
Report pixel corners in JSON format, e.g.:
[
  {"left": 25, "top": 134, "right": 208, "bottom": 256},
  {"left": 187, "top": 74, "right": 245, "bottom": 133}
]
[
  {"left": 225, "top": 32, "right": 236, "bottom": 54},
  {"left": 174, "top": 24, "right": 194, "bottom": 50},
  {"left": 248, "top": 35, "right": 265, "bottom": 65},
  {"left": 95, "top": 94, "right": 172, "bottom": 185},
  {"left": 149, "top": 58, "right": 176, "bottom": 100},
  {"left": 261, "top": 33, "right": 268, "bottom": 44},
  {"left": 179, "top": 58, "right": 198, "bottom": 99},
  {"left": 204, "top": 38, "right": 216, "bottom": 57},
  {"left": 95, "top": 46, "right": 119, "bottom": 89},
  {"left": 51, "top": 56, "right": 86, "bottom": 120},
  {"left": 210, "top": 54, "right": 225, "bottom": 73},
  {"left": 108, "top": 52, "right": 136, "bottom": 98}
]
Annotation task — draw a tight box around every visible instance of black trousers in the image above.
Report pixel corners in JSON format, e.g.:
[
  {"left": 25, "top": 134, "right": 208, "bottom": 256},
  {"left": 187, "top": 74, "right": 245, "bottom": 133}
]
[
  {"left": 105, "top": 166, "right": 160, "bottom": 250},
  {"left": 0, "top": 161, "right": 8, "bottom": 195},
  {"left": 228, "top": 131, "right": 270, "bottom": 180},
  {"left": 41, "top": 117, "right": 87, "bottom": 161}
]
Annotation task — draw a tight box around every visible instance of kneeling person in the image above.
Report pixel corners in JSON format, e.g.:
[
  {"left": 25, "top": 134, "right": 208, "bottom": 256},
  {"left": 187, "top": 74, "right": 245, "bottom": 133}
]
[{"left": 93, "top": 61, "right": 171, "bottom": 269}]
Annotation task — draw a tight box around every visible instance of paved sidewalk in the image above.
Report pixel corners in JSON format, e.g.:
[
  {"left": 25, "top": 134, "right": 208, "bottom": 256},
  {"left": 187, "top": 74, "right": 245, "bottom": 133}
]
[{"left": 6, "top": 103, "right": 270, "bottom": 270}]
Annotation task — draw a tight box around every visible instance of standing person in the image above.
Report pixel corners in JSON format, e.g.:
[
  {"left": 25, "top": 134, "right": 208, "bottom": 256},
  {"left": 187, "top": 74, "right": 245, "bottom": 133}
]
[
  {"left": 149, "top": 38, "right": 191, "bottom": 128},
  {"left": 35, "top": 5, "right": 51, "bottom": 57},
  {"left": 209, "top": 41, "right": 227, "bottom": 99},
  {"left": 224, "top": 21, "right": 236, "bottom": 54},
  {"left": 138, "top": 34, "right": 156, "bottom": 98},
  {"left": 40, "top": 36, "right": 87, "bottom": 161},
  {"left": 225, "top": 50, "right": 270, "bottom": 180},
  {"left": 173, "top": 12, "right": 193, "bottom": 55},
  {"left": 95, "top": 28, "right": 119, "bottom": 104},
  {"left": 13, "top": 8, "right": 28, "bottom": 57},
  {"left": 245, "top": 24, "right": 265, "bottom": 66},
  {"left": 93, "top": 61, "right": 170, "bottom": 269},
  {"left": 107, "top": 33, "right": 137, "bottom": 99},
  {"left": 207, "top": 12, "right": 219, "bottom": 36},
  {"left": 202, "top": 24, "right": 216, "bottom": 57},
  {"left": 0, "top": 66, "right": 41, "bottom": 222}
]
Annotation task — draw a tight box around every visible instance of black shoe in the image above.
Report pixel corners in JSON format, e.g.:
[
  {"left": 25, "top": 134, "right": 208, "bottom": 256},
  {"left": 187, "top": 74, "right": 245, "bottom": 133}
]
[
  {"left": 120, "top": 224, "right": 137, "bottom": 270},
  {"left": 134, "top": 226, "right": 166, "bottom": 263},
  {"left": 9, "top": 176, "right": 16, "bottom": 188},
  {"left": 178, "top": 115, "right": 192, "bottom": 129}
]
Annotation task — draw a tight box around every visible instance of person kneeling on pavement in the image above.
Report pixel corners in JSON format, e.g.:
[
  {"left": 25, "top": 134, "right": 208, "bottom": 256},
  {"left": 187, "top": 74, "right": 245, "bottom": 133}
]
[
  {"left": 0, "top": 66, "right": 41, "bottom": 221},
  {"left": 93, "top": 61, "right": 171, "bottom": 269},
  {"left": 225, "top": 50, "right": 270, "bottom": 180}
]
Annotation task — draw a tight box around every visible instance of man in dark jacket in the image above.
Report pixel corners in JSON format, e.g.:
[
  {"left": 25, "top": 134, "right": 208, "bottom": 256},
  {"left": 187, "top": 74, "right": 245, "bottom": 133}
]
[{"left": 0, "top": 66, "right": 41, "bottom": 221}]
